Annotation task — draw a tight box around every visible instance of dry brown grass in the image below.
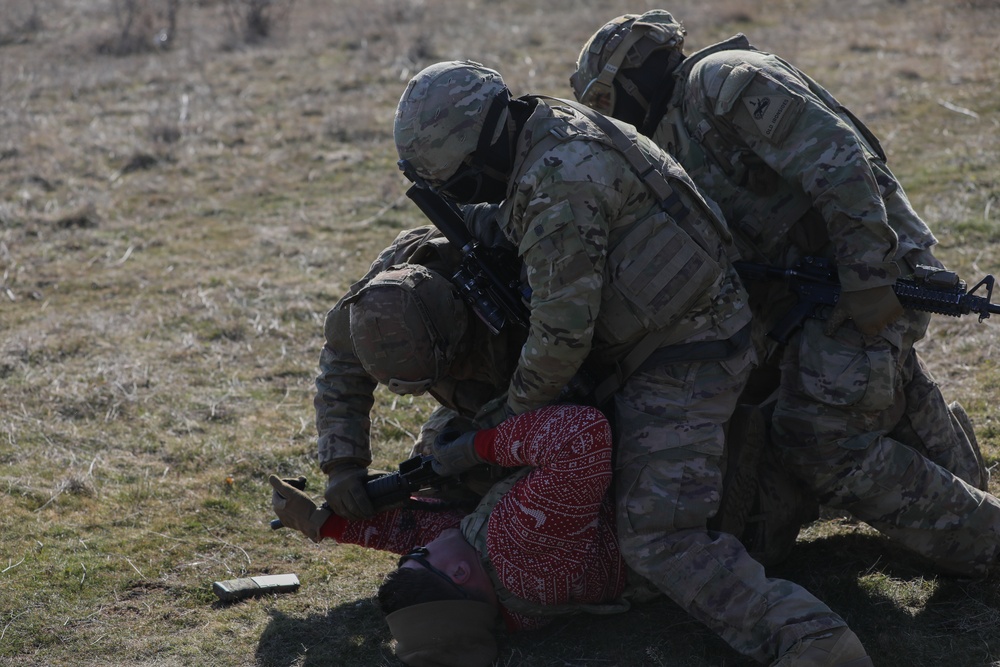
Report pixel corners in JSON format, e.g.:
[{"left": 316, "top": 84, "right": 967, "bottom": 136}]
[{"left": 1, "top": 0, "right": 999, "bottom": 665}]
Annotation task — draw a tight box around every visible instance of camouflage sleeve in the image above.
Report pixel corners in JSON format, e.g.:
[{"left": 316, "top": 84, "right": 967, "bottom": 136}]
[
  {"left": 702, "top": 53, "right": 900, "bottom": 291},
  {"left": 411, "top": 405, "right": 476, "bottom": 457},
  {"left": 314, "top": 303, "right": 377, "bottom": 472},
  {"left": 502, "top": 145, "right": 615, "bottom": 414}
]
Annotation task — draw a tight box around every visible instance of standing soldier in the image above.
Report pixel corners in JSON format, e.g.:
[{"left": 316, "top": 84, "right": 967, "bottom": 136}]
[
  {"left": 571, "top": 10, "right": 1000, "bottom": 586},
  {"left": 392, "top": 60, "right": 871, "bottom": 666}
]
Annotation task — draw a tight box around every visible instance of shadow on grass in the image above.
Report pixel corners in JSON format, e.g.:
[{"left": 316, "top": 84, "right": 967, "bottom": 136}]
[
  {"left": 252, "top": 593, "right": 755, "bottom": 667},
  {"left": 254, "top": 598, "right": 396, "bottom": 667},
  {"left": 252, "top": 528, "right": 999, "bottom": 667},
  {"left": 769, "top": 527, "right": 1000, "bottom": 667},
  {"left": 500, "top": 598, "right": 757, "bottom": 667}
]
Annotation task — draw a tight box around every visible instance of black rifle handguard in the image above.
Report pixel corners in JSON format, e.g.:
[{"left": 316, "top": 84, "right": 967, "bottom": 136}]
[
  {"left": 363, "top": 455, "right": 445, "bottom": 509},
  {"left": 735, "top": 257, "right": 1000, "bottom": 344}
]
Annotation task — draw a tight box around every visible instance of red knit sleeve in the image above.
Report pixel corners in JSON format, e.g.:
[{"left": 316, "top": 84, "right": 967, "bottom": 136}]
[
  {"left": 320, "top": 503, "right": 463, "bottom": 556},
  {"left": 483, "top": 405, "right": 624, "bottom": 628}
]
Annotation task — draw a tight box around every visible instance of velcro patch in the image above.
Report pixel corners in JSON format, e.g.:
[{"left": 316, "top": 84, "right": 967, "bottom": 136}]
[{"left": 740, "top": 93, "right": 795, "bottom": 140}]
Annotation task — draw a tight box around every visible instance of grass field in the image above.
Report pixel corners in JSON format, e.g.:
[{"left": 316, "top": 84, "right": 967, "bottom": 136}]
[{"left": 1, "top": 0, "right": 999, "bottom": 665}]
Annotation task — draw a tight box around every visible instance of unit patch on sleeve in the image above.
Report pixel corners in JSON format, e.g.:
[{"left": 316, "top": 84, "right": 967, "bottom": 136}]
[{"left": 740, "top": 93, "right": 795, "bottom": 140}]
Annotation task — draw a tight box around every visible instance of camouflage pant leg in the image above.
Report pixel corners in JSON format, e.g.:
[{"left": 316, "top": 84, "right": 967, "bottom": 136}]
[
  {"left": 772, "top": 317, "right": 1000, "bottom": 576},
  {"left": 778, "top": 429, "right": 1000, "bottom": 576},
  {"left": 890, "top": 350, "right": 989, "bottom": 490},
  {"left": 614, "top": 353, "right": 845, "bottom": 662}
]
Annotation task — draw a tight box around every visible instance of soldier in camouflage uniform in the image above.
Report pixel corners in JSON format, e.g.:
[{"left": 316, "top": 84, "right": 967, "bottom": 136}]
[
  {"left": 316, "top": 225, "right": 526, "bottom": 520},
  {"left": 318, "top": 222, "right": 801, "bottom": 558},
  {"left": 572, "top": 11, "right": 1000, "bottom": 586},
  {"left": 394, "top": 60, "right": 870, "bottom": 667}
]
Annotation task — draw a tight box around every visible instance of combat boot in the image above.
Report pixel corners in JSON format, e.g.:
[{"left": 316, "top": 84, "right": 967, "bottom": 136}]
[
  {"left": 949, "top": 401, "right": 990, "bottom": 491},
  {"left": 771, "top": 626, "right": 873, "bottom": 667}
]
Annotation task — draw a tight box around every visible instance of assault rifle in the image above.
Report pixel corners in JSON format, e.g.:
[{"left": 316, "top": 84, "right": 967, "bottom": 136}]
[
  {"left": 270, "top": 455, "right": 450, "bottom": 530},
  {"left": 734, "top": 256, "right": 1000, "bottom": 344},
  {"left": 362, "top": 454, "right": 450, "bottom": 508},
  {"left": 398, "top": 158, "right": 530, "bottom": 334}
]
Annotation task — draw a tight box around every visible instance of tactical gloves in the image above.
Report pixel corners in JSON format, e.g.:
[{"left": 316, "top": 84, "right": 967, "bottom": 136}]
[
  {"left": 824, "top": 284, "right": 903, "bottom": 336},
  {"left": 323, "top": 463, "right": 376, "bottom": 521},
  {"left": 269, "top": 475, "right": 332, "bottom": 543},
  {"left": 431, "top": 429, "right": 485, "bottom": 477}
]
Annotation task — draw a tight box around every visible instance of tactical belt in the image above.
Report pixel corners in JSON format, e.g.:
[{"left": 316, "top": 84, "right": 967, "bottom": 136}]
[
  {"left": 592, "top": 323, "right": 751, "bottom": 407},
  {"left": 642, "top": 321, "right": 751, "bottom": 369}
]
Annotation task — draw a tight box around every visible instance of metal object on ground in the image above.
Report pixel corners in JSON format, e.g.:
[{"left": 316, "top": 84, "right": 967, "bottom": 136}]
[{"left": 212, "top": 573, "right": 300, "bottom": 602}]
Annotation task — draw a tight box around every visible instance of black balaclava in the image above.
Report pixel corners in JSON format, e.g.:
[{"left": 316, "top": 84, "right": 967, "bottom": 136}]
[{"left": 439, "top": 96, "right": 536, "bottom": 205}]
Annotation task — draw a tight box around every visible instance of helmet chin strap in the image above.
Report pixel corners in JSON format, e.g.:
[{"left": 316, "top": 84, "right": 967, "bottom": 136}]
[
  {"left": 437, "top": 88, "right": 517, "bottom": 204},
  {"left": 638, "top": 49, "right": 686, "bottom": 135},
  {"left": 470, "top": 88, "right": 514, "bottom": 179},
  {"left": 614, "top": 72, "right": 651, "bottom": 117}
]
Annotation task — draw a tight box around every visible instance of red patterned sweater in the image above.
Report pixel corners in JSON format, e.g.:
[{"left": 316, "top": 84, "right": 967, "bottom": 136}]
[{"left": 321, "top": 404, "right": 627, "bottom": 631}]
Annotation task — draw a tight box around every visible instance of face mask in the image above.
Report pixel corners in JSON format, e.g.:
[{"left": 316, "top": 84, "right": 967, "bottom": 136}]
[
  {"left": 437, "top": 89, "right": 516, "bottom": 204},
  {"left": 437, "top": 164, "right": 508, "bottom": 204}
]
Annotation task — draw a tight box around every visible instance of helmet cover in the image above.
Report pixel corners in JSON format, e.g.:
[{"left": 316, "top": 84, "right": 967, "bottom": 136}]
[
  {"left": 349, "top": 264, "right": 468, "bottom": 395},
  {"left": 570, "top": 11, "right": 686, "bottom": 114},
  {"left": 395, "top": 60, "right": 510, "bottom": 186}
]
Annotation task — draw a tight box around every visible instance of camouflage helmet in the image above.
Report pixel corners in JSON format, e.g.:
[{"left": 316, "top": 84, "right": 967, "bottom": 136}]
[
  {"left": 570, "top": 11, "right": 686, "bottom": 116},
  {"left": 394, "top": 60, "right": 511, "bottom": 187},
  {"left": 348, "top": 264, "right": 469, "bottom": 396}
]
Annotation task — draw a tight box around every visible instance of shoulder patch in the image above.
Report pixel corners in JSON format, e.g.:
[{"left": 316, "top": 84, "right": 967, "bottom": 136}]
[
  {"left": 728, "top": 70, "right": 805, "bottom": 144},
  {"left": 740, "top": 93, "right": 796, "bottom": 140}
]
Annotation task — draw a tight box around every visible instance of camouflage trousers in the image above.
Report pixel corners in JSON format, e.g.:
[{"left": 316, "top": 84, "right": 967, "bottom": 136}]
[
  {"left": 772, "top": 312, "right": 1000, "bottom": 577},
  {"left": 891, "top": 351, "right": 988, "bottom": 490},
  {"left": 614, "top": 346, "right": 845, "bottom": 663}
]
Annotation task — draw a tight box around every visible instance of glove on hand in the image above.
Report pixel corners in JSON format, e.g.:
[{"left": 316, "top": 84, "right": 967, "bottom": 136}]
[
  {"left": 269, "top": 475, "right": 332, "bottom": 543},
  {"left": 431, "top": 429, "right": 484, "bottom": 477},
  {"left": 824, "top": 284, "right": 903, "bottom": 336},
  {"left": 323, "top": 463, "right": 376, "bottom": 521}
]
